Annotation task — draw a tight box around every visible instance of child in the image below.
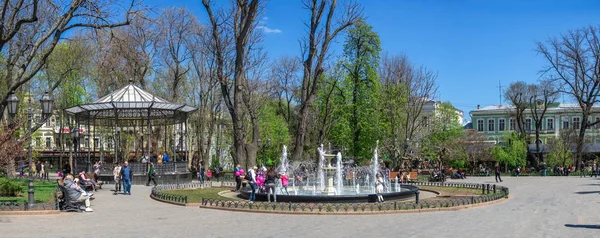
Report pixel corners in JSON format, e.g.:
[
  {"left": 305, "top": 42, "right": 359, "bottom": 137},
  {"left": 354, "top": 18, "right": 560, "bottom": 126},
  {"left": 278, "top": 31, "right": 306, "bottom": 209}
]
[
  {"left": 376, "top": 174, "right": 384, "bottom": 203},
  {"left": 280, "top": 172, "right": 289, "bottom": 195},
  {"left": 206, "top": 169, "right": 212, "bottom": 181}
]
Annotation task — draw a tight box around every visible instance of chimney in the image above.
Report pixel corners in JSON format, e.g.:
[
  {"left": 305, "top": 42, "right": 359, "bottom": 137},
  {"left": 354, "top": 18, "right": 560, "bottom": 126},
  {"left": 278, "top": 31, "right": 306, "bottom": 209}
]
[{"left": 477, "top": 104, "right": 480, "bottom": 109}]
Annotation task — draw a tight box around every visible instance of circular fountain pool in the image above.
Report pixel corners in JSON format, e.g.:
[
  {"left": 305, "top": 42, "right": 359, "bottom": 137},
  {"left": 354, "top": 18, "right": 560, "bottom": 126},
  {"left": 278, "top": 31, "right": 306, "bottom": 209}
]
[{"left": 239, "top": 184, "right": 419, "bottom": 203}]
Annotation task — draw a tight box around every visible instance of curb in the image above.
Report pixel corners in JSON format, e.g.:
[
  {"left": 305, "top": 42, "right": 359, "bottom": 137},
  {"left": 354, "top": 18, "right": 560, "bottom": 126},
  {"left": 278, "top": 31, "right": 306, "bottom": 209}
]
[
  {"left": 0, "top": 210, "right": 61, "bottom": 215},
  {"left": 197, "top": 195, "right": 510, "bottom": 215}
]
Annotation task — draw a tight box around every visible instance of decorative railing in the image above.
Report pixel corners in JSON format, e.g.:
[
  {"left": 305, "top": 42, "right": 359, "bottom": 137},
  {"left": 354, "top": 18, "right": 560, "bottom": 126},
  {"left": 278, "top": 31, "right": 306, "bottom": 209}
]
[
  {"left": 199, "top": 192, "right": 507, "bottom": 213},
  {"left": 0, "top": 187, "right": 59, "bottom": 212},
  {"left": 150, "top": 181, "right": 509, "bottom": 213}
]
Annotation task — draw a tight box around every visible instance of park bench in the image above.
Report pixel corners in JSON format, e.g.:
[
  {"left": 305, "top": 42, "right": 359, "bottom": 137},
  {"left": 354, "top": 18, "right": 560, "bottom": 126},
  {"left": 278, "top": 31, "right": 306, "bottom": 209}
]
[{"left": 57, "top": 180, "right": 84, "bottom": 212}]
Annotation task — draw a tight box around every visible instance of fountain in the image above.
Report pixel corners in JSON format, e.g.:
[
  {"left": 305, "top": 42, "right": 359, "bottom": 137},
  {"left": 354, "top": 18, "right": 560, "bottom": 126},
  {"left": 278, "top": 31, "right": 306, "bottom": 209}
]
[{"left": 239, "top": 144, "right": 419, "bottom": 203}]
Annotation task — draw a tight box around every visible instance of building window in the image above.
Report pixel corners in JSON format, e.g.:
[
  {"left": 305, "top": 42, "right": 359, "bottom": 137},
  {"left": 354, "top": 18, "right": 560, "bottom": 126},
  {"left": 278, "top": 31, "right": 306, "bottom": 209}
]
[
  {"left": 45, "top": 137, "right": 51, "bottom": 149},
  {"left": 525, "top": 118, "right": 532, "bottom": 131},
  {"left": 563, "top": 119, "right": 569, "bottom": 129},
  {"left": 94, "top": 138, "right": 99, "bottom": 149},
  {"left": 499, "top": 119, "right": 505, "bottom": 131},
  {"left": 423, "top": 116, "right": 428, "bottom": 127},
  {"left": 488, "top": 119, "right": 495, "bottom": 132},
  {"left": 596, "top": 117, "right": 600, "bottom": 129},
  {"left": 477, "top": 119, "right": 484, "bottom": 132},
  {"left": 573, "top": 117, "right": 580, "bottom": 130},
  {"left": 509, "top": 119, "right": 515, "bottom": 131},
  {"left": 36, "top": 137, "right": 42, "bottom": 148},
  {"left": 547, "top": 118, "right": 554, "bottom": 131}
]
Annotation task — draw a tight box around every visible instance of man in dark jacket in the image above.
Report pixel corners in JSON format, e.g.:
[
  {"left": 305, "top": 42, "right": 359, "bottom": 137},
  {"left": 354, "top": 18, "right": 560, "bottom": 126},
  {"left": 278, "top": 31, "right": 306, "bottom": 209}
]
[
  {"left": 495, "top": 162, "right": 502, "bottom": 183},
  {"left": 146, "top": 162, "right": 157, "bottom": 186},
  {"left": 120, "top": 161, "right": 133, "bottom": 195}
]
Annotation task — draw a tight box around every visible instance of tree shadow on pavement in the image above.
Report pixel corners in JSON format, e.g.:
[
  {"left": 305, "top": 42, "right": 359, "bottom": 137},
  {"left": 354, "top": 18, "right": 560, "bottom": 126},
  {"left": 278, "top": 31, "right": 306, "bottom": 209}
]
[
  {"left": 574, "top": 191, "right": 600, "bottom": 194},
  {"left": 565, "top": 224, "right": 600, "bottom": 229}
]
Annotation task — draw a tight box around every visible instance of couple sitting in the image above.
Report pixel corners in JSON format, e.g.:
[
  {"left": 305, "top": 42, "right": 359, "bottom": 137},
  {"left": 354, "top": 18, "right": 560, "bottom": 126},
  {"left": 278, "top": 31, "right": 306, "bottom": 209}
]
[{"left": 64, "top": 174, "right": 94, "bottom": 212}]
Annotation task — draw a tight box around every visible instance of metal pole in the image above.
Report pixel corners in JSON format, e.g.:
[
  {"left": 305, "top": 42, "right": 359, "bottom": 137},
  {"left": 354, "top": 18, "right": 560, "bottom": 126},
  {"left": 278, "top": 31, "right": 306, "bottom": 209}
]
[
  {"left": 87, "top": 118, "right": 91, "bottom": 172},
  {"left": 27, "top": 99, "right": 34, "bottom": 207}
]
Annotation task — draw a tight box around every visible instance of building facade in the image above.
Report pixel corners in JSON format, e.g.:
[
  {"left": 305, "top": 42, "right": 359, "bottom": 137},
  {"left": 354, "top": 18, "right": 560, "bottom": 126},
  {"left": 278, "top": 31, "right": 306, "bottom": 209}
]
[{"left": 469, "top": 103, "right": 600, "bottom": 144}]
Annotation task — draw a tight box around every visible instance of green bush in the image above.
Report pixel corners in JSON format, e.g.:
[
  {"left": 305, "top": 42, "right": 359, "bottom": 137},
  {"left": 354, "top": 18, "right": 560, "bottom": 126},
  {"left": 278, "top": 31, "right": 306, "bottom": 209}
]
[{"left": 0, "top": 178, "right": 24, "bottom": 197}]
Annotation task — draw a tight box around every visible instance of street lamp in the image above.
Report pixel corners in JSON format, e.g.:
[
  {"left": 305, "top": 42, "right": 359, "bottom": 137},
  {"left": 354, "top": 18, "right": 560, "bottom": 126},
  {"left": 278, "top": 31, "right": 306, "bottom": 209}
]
[{"left": 7, "top": 91, "right": 54, "bottom": 207}]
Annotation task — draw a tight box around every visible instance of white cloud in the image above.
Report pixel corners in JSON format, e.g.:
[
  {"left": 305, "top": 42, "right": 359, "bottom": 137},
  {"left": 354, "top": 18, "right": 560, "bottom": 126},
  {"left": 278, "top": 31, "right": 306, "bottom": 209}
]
[
  {"left": 257, "top": 16, "right": 282, "bottom": 34},
  {"left": 257, "top": 25, "right": 282, "bottom": 34}
]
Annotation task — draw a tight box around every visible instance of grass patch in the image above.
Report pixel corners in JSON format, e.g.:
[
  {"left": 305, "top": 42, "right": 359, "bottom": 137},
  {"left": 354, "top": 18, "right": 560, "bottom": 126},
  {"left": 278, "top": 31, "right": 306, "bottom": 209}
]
[
  {"left": 417, "top": 186, "right": 486, "bottom": 196},
  {"left": 0, "top": 178, "right": 57, "bottom": 203},
  {"left": 163, "top": 187, "right": 239, "bottom": 203}
]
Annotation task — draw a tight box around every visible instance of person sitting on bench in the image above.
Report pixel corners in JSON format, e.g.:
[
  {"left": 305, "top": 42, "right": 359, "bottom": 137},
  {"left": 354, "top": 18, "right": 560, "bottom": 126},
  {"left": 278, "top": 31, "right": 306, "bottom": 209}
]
[
  {"left": 65, "top": 174, "right": 93, "bottom": 212},
  {"left": 79, "top": 170, "right": 98, "bottom": 191}
]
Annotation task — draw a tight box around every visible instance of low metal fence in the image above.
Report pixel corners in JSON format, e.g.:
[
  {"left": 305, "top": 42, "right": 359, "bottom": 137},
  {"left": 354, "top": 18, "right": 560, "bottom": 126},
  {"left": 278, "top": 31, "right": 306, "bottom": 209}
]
[{"left": 150, "top": 181, "right": 509, "bottom": 213}]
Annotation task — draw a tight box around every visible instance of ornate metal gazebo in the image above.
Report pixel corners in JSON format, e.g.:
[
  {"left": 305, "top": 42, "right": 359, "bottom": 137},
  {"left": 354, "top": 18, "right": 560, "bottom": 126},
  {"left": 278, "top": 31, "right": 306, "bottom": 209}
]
[{"left": 65, "top": 81, "right": 197, "bottom": 170}]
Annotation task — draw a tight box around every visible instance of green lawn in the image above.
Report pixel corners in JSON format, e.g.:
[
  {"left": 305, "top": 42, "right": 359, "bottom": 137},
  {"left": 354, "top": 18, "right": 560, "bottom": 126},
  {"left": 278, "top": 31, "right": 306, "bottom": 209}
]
[
  {"left": 0, "top": 178, "right": 57, "bottom": 203},
  {"left": 163, "top": 187, "right": 239, "bottom": 203}
]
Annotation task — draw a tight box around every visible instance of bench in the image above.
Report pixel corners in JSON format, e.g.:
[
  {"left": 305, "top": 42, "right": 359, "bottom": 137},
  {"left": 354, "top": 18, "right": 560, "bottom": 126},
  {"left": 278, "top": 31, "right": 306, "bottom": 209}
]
[
  {"left": 57, "top": 181, "right": 84, "bottom": 212},
  {"left": 408, "top": 171, "right": 418, "bottom": 181}
]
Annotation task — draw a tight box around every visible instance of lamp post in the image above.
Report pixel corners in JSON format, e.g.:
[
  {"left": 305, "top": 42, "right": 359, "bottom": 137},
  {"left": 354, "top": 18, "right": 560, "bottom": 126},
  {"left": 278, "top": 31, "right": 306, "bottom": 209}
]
[{"left": 7, "top": 91, "right": 54, "bottom": 207}]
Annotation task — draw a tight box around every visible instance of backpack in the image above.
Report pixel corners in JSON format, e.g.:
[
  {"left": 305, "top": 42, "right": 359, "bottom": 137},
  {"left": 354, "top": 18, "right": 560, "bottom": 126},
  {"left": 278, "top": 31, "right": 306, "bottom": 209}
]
[{"left": 245, "top": 172, "right": 253, "bottom": 182}]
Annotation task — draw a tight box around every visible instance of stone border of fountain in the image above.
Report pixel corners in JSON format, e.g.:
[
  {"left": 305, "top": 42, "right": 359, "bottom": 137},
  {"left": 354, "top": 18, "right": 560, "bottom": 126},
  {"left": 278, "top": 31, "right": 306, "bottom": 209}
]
[
  {"left": 237, "top": 185, "right": 419, "bottom": 203},
  {"left": 149, "top": 181, "right": 509, "bottom": 214}
]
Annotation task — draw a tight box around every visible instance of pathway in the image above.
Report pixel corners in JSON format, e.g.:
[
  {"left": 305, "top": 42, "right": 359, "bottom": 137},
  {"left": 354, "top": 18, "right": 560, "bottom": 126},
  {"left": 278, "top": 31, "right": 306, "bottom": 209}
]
[{"left": 1, "top": 176, "right": 600, "bottom": 237}]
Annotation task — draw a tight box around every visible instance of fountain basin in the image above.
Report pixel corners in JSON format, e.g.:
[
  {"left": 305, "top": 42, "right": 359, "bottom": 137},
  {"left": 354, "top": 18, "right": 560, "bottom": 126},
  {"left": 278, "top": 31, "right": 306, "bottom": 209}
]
[{"left": 239, "top": 185, "right": 419, "bottom": 203}]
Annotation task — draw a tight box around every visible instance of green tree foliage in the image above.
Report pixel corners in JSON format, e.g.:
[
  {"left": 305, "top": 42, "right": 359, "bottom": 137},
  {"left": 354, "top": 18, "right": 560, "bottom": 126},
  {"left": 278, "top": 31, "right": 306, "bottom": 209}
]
[
  {"left": 257, "top": 102, "right": 291, "bottom": 167},
  {"left": 491, "top": 132, "right": 527, "bottom": 169},
  {"left": 328, "top": 20, "right": 382, "bottom": 163},
  {"left": 421, "top": 102, "right": 465, "bottom": 167},
  {"left": 546, "top": 129, "right": 576, "bottom": 167}
]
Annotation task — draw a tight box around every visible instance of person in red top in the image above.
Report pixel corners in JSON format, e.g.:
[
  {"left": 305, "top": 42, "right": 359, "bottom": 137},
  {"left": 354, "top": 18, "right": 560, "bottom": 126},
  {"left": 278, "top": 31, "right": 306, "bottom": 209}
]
[{"left": 280, "top": 172, "right": 289, "bottom": 195}]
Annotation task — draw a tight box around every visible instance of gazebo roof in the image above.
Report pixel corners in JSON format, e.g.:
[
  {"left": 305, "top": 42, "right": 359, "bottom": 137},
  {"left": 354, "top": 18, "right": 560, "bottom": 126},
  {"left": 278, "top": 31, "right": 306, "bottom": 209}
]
[{"left": 64, "top": 83, "right": 197, "bottom": 125}]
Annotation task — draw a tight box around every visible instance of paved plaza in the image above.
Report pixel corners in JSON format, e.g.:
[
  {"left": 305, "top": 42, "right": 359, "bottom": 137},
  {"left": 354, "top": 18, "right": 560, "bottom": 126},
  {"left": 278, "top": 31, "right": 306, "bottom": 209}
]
[{"left": 1, "top": 176, "right": 600, "bottom": 237}]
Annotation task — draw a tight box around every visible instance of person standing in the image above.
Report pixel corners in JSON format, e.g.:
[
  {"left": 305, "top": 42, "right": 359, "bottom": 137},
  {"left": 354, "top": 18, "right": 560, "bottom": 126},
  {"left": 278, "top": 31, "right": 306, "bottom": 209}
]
[
  {"left": 120, "top": 161, "right": 133, "bottom": 195},
  {"left": 246, "top": 166, "right": 257, "bottom": 202},
  {"left": 593, "top": 162, "right": 598, "bottom": 178},
  {"left": 198, "top": 164, "right": 205, "bottom": 184},
  {"left": 39, "top": 161, "right": 46, "bottom": 180},
  {"left": 34, "top": 161, "right": 40, "bottom": 178},
  {"left": 265, "top": 167, "right": 278, "bottom": 202},
  {"left": 495, "top": 162, "right": 503, "bottom": 183},
  {"left": 146, "top": 162, "right": 157, "bottom": 186},
  {"left": 280, "top": 172, "right": 289, "bottom": 195},
  {"left": 376, "top": 174, "right": 385, "bottom": 203},
  {"left": 113, "top": 162, "right": 122, "bottom": 194},
  {"left": 234, "top": 164, "right": 242, "bottom": 191}
]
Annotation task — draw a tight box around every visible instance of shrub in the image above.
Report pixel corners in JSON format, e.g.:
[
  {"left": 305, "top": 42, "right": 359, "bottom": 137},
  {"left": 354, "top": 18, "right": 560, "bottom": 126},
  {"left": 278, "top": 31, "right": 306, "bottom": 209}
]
[{"left": 0, "top": 178, "right": 24, "bottom": 197}]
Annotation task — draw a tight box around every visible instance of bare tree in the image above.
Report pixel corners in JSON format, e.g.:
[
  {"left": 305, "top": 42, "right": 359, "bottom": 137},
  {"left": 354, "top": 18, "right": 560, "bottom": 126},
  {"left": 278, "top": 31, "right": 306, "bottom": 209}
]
[
  {"left": 379, "top": 54, "right": 410, "bottom": 167},
  {"left": 156, "top": 7, "right": 197, "bottom": 103},
  {"left": 403, "top": 65, "right": 438, "bottom": 157},
  {"left": 202, "top": 0, "right": 263, "bottom": 169},
  {"left": 537, "top": 26, "right": 600, "bottom": 171},
  {"left": 270, "top": 56, "right": 301, "bottom": 127},
  {"left": 292, "top": 0, "right": 362, "bottom": 161},
  {"left": 0, "top": 0, "right": 139, "bottom": 121},
  {"left": 504, "top": 81, "right": 528, "bottom": 138},
  {"left": 527, "top": 80, "right": 558, "bottom": 166}
]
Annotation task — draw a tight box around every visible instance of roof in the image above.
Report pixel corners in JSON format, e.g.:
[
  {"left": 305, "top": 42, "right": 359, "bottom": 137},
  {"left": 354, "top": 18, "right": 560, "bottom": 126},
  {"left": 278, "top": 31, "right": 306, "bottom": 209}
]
[
  {"left": 470, "top": 102, "right": 595, "bottom": 116},
  {"left": 64, "top": 83, "right": 197, "bottom": 126}
]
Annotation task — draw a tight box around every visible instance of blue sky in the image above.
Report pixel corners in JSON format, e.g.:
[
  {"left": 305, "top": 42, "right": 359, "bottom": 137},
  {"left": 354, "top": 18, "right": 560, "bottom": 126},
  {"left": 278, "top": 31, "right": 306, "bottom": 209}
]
[{"left": 145, "top": 0, "right": 600, "bottom": 121}]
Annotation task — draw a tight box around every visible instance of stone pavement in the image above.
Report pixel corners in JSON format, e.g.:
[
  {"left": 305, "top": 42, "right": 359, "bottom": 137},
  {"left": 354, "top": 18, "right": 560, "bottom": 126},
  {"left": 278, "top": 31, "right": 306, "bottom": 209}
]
[{"left": 1, "top": 176, "right": 600, "bottom": 238}]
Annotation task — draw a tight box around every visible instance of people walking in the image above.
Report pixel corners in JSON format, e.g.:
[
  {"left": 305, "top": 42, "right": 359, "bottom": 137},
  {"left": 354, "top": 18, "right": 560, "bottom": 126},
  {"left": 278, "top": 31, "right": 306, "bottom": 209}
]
[
  {"left": 120, "top": 161, "right": 133, "bottom": 195},
  {"left": 495, "top": 162, "right": 503, "bottom": 183},
  {"left": 265, "top": 167, "right": 278, "bottom": 202},
  {"left": 146, "top": 162, "right": 157, "bottom": 186},
  {"left": 376, "top": 174, "right": 385, "bottom": 203},
  {"left": 113, "top": 162, "right": 122, "bottom": 194}
]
